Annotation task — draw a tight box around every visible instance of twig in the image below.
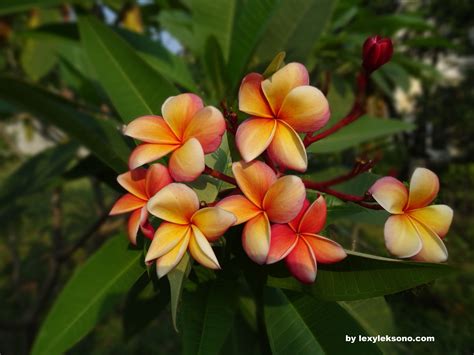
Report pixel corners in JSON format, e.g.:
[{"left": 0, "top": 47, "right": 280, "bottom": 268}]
[{"left": 204, "top": 166, "right": 237, "bottom": 186}]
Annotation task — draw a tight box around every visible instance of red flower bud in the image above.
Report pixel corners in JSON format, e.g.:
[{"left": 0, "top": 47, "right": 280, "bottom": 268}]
[{"left": 362, "top": 35, "right": 393, "bottom": 73}]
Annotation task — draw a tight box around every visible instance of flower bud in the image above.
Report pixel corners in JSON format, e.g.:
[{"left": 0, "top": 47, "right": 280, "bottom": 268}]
[{"left": 362, "top": 35, "right": 393, "bottom": 73}]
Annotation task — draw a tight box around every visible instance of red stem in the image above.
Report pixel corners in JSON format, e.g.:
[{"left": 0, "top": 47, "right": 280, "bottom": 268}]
[
  {"left": 204, "top": 166, "right": 237, "bottom": 185},
  {"left": 304, "top": 72, "right": 368, "bottom": 147}
]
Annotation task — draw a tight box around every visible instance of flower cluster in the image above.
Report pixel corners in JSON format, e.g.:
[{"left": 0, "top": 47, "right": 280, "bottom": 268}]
[{"left": 110, "top": 58, "right": 453, "bottom": 284}]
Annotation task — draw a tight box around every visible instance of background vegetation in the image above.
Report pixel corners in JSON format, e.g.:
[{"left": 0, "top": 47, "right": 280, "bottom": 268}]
[{"left": 0, "top": 0, "right": 472, "bottom": 354}]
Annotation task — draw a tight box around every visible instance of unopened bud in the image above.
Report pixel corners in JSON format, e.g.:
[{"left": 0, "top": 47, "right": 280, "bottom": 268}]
[{"left": 362, "top": 35, "right": 393, "bottom": 74}]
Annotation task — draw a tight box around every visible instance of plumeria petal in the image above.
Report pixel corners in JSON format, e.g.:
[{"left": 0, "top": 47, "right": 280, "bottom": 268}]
[
  {"left": 369, "top": 176, "right": 408, "bottom": 214},
  {"left": 263, "top": 175, "right": 305, "bottom": 223},
  {"left": 161, "top": 93, "right": 203, "bottom": 138},
  {"left": 408, "top": 205, "right": 453, "bottom": 238},
  {"left": 128, "top": 143, "right": 179, "bottom": 170},
  {"left": 278, "top": 86, "right": 330, "bottom": 133},
  {"left": 145, "top": 163, "right": 173, "bottom": 198},
  {"left": 216, "top": 195, "right": 261, "bottom": 225},
  {"left": 155, "top": 229, "right": 191, "bottom": 278},
  {"left": 406, "top": 168, "right": 439, "bottom": 210},
  {"left": 411, "top": 218, "right": 448, "bottom": 263},
  {"left": 302, "top": 234, "right": 347, "bottom": 264},
  {"left": 261, "top": 62, "right": 309, "bottom": 115},
  {"left": 189, "top": 225, "right": 221, "bottom": 269},
  {"left": 267, "top": 224, "right": 298, "bottom": 264},
  {"left": 147, "top": 183, "right": 199, "bottom": 224},
  {"left": 242, "top": 213, "right": 271, "bottom": 265},
  {"left": 288, "top": 199, "right": 311, "bottom": 231},
  {"left": 191, "top": 207, "right": 236, "bottom": 242},
  {"left": 145, "top": 222, "right": 189, "bottom": 262},
  {"left": 267, "top": 121, "right": 307, "bottom": 172},
  {"left": 384, "top": 215, "right": 422, "bottom": 258},
  {"left": 124, "top": 115, "right": 179, "bottom": 144},
  {"left": 138, "top": 206, "right": 154, "bottom": 240},
  {"left": 183, "top": 106, "right": 226, "bottom": 153},
  {"left": 285, "top": 238, "right": 317, "bottom": 284},
  {"left": 109, "top": 193, "right": 145, "bottom": 215},
  {"left": 127, "top": 209, "right": 142, "bottom": 245},
  {"left": 168, "top": 138, "right": 205, "bottom": 182},
  {"left": 116, "top": 168, "right": 147, "bottom": 199},
  {"left": 238, "top": 73, "right": 273, "bottom": 118},
  {"left": 232, "top": 161, "right": 277, "bottom": 208},
  {"left": 298, "top": 195, "right": 327, "bottom": 234},
  {"left": 235, "top": 117, "right": 276, "bottom": 162}
]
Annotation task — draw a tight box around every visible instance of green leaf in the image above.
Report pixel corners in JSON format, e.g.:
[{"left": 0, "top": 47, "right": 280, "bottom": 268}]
[
  {"left": 20, "top": 37, "right": 57, "bottom": 81},
  {"left": 168, "top": 252, "right": 191, "bottom": 332},
  {"left": 264, "top": 288, "right": 383, "bottom": 354},
  {"left": 0, "top": 77, "right": 129, "bottom": 172},
  {"left": 0, "top": 0, "right": 89, "bottom": 15},
  {"left": 202, "top": 36, "right": 229, "bottom": 100},
  {"left": 31, "top": 235, "right": 145, "bottom": 355},
  {"left": 308, "top": 115, "right": 415, "bottom": 154},
  {"left": 123, "top": 272, "right": 170, "bottom": 339},
  {"left": 191, "top": 0, "right": 237, "bottom": 61},
  {"left": 115, "top": 28, "right": 198, "bottom": 91},
  {"left": 267, "top": 251, "right": 455, "bottom": 301},
  {"left": 262, "top": 51, "right": 286, "bottom": 78},
  {"left": 255, "top": 0, "right": 337, "bottom": 63},
  {"left": 0, "top": 143, "right": 77, "bottom": 209},
  {"left": 227, "top": 0, "right": 280, "bottom": 88},
  {"left": 181, "top": 278, "right": 238, "bottom": 355},
  {"left": 78, "top": 16, "right": 178, "bottom": 123}
]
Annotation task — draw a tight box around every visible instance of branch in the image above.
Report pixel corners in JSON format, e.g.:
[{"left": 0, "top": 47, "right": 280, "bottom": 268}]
[{"left": 204, "top": 165, "right": 237, "bottom": 185}]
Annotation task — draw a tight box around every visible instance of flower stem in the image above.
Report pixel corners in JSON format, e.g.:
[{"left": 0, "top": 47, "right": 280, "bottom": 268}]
[{"left": 204, "top": 166, "right": 237, "bottom": 185}]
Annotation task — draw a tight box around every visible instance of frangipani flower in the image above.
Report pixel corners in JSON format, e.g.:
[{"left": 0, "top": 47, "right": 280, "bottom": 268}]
[
  {"left": 125, "top": 93, "right": 226, "bottom": 182},
  {"left": 109, "top": 164, "right": 172, "bottom": 245},
  {"left": 369, "top": 168, "right": 453, "bottom": 262},
  {"left": 217, "top": 161, "right": 305, "bottom": 264},
  {"left": 237, "top": 62, "right": 330, "bottom": 172},
  {"left": 267, "top": 196, "right": 347, "bottom": 284},
  {"left": 145, "top": 183, "right": 236, "bottom": 277}
]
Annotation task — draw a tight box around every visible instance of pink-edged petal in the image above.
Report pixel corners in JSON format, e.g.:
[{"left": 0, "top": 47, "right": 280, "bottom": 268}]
[
  {"left": 216, "top": 195, "right": 261, "bottom": 225},
  {"left": 278, "top": 86, "right": 330, "bottom": 133},
  {"left": 127, "top": 207, "right": 153, "bottom": 245},
  {"left": 410, "top": 218, "right": 448, "bottom": 263},
  {"left": 168, "top": 138, "right": 205, "bottom": 182},
  {"left": 267, "top": 121, "right": 307, "bottom": 172},
  {"left": 369, "top": 176, "right": 408, "bottom": 214},
  {"left": 384, "top": 215, "right": 422, "bottom": 258},
  {"left": 124, "top": 115, "right": 179, "bottom": 144},
  {"left": 302, "top": 234, "right": 346, "bottom": 264},
  {"left": 147, "top": 183, "right": 199, "bottom": 224},
  {"left": 288, "top": 199, "right": 311, "bottom": 231},
  {"left": 266, "top": 224, "right": 298, "bottom": 264},
  {"left": 127, "top": 209, "right": 142, "bottom": 245},
  {"left": 263, "top": 175, "right": 305, "bottom": 223},
  {"left": 262, "top": 62, "right": 309, "bottom": 115},
  {"left": 232, "top": 160, "right": 277, "bottom": 208},
  {"left": 406, "top": 168, "right": 439, "bottom": 210},
  {"left": 183, "top": 106, "right": 226, "bottom": 153},
  {"left": 285, "top": 237, "right": 317, "bottom": 284},
  {"left": 161, "top": 93, "right": 203, "bottom": 139},
  {"left": 191, "top": 207, "right": 236, "bottom": 242},
  {"left": 189, "top": 225, "right": 221, "bottom": 269},
  {"left": 155, "top": 229, "right": 191, "bottom": 278},
  {"left": 242, "top": 213, "right": 271, "bottom": 265},
  {"left": 117, "top": 168, "right": 147, "bottom": 199},
  {"left": 128, "top": 143, "right": 179, "bottom": 170},
  {"left": 408, "top": 205, "right": 453, "bottom": 238},
  {"left": 109, "top": 193, "right": 146, "bottom": 215},
  {"left": 298, "top": 195, "right": 327, "bottom": 234},
  {"left": 138, "top": 206, "right": 154, "bottom": 240},
  {"left": 235, "top": 117, "right": 276, "bottom": 162},
  {"left": 145, "top": 222, "right": 189, "bottom": 262},
  {"left": 238, "top": 73, "right": 274, "bottom": 118},
  {"left": 145, "top": 163, "right": 173, "bottom": 198}
]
